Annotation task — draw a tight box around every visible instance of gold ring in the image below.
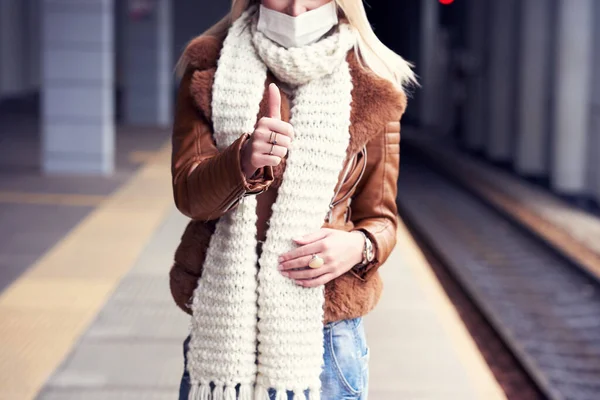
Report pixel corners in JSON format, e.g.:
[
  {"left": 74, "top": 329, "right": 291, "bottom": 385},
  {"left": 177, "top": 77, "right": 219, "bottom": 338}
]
[
  {"left": 308, "top": 254, "right": 324, "bottom": 269},
  {"left": 269, "top": 143, "right": 275, "bottom": 155},
  {"left": 269, "top": 131, "right": 277, "bottom": 145}
]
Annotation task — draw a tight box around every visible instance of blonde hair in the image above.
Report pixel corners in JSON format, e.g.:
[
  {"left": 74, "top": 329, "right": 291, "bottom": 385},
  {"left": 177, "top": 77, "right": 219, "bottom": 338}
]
[{"left": 177, "top": 0, "right": 418, "bottom": 92}]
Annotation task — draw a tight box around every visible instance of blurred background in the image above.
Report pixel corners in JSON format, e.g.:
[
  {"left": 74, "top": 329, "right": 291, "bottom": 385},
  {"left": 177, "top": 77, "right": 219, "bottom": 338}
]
[{"left": 0, "top": 0, "right": 599, "bottom": 399}]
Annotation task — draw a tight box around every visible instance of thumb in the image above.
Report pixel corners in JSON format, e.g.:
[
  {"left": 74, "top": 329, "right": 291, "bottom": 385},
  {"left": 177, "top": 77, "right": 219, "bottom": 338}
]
[
  {"left": 293, "top": 229, "right": 329, "bottom": 245},
  {"left": 268, "top": 83, "right": 282, "bottom": 120}
]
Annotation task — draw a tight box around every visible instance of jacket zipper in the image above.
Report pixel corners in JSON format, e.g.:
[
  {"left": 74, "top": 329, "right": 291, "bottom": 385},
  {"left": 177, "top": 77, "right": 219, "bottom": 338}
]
[
  {"left": 325, "top": 145, "right": 367, "bottom": 223},
  {"left": 223, "top": 183, "right": 269, "bottom": 213},
  {"left": 222, "top": 183, "right": 247, "bottom": 213}
]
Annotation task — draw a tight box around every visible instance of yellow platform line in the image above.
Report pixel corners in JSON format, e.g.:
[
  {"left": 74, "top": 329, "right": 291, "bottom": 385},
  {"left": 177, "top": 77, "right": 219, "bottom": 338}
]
[
  {"left": 396, "top": 218, "right": 507, "bottom": 400},
  {"left": 0, "top": 144, "right": 174, "bottom": 400},
  {"left": 0, "top": 191, "right": 107, "bottom": 207}
]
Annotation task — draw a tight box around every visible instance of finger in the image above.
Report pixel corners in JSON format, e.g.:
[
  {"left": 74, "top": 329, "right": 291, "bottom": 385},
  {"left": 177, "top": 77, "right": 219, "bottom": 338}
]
[
  {"left": 279, "top": 254, "right": 314, "bottom": 271},
  {"left": 253, "top": 154, "right": 282, "bottom": 168},
  {"left": 258, "top": 142, "right": 288, "bottom": 158},
  {"left": 258, "top": 119, "right": 295, "bottom": 139},
  {"left": 284, "top": 266, "right": 332, "bottom": 280},
  {"left": 261, "top": 130, "right": 292, "bottom": 148},
  {"left": 268, "top": 83, "right": 282, "bottom": 120},
  {"left": 296, "top": 273, "right": 335, "bottom": 288},
  {"left": 293, "top": 229, "right": 330, "bottom": 245},
  {"left": 278, "top": 241, "right": 323, "bottom": 264}
]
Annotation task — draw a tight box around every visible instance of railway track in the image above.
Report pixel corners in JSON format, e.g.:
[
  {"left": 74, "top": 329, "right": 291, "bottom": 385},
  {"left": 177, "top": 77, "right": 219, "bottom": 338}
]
[{"left": 396, "top": 143, "right": 600, "bottom": 400}]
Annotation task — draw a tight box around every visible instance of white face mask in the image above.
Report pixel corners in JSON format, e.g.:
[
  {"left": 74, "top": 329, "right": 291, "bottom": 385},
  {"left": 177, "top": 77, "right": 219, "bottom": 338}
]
[{"left": 257, "top": 2, "right": 339, "bottom": 48}]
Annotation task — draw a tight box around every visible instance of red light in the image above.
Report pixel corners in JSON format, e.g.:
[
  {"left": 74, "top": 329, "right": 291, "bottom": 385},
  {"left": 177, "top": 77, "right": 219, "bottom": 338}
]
[{"left": 440, "top": 0, "right": 454, "bottom": 4}]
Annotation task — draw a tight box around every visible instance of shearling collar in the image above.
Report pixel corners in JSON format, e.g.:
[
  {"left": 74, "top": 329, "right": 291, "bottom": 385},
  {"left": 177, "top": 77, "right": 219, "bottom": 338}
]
[{"left": 182, "top": 33, "right": 406, "bottom": 155}]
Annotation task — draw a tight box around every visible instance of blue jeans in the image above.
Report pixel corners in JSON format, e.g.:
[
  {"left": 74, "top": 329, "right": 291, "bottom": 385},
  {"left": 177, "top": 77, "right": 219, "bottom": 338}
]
[{"left": 179, "top": 317, "right": 370, "bottom": 399}]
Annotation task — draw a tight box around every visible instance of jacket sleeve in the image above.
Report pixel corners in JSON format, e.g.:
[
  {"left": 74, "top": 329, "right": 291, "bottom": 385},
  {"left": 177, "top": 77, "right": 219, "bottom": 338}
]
[
  {"left": 351, "top": 120, "right": 401, "bottom": 278},
  {"left": 171, "top": 68, "right": 274, "bottom": 221}
]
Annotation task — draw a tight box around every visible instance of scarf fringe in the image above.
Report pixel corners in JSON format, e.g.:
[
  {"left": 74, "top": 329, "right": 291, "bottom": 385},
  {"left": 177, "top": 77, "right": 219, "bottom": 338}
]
[
  {"left": 224, "top": 385, "right": 238, "bottom": 400},
  {"left": 254, "top": 386, "right": 315, "bottom": 400},
  {"left": 190, "top": 383, "right": 318, "bottom": 399},
  {"left": 189, "top": 383, "right": 242, "bottom": 400},
  {"left": 295, "top": 390, "right": 308, "bottom": 400},
  {"left": 238, "top": 384, "right": 253, "bottom": 400},
  {"left": 213, "top": 385, "right": 224, "bottom": 400},
  {"left": 254, "top": 385, "right": 271, "bottom": 400},
  {"left": 188, "top": 382, "right": 210, "bottom": 400}
]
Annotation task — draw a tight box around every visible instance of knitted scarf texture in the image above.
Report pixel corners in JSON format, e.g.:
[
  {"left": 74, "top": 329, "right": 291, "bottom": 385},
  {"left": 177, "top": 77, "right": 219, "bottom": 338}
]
[{"left": 186, "top": 9, "right": 356, "bottom": 400}]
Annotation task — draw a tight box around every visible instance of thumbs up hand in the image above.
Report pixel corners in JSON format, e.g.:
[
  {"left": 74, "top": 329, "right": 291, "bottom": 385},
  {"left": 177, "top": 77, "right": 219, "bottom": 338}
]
[{"left": 241, "top": 83, "right": 294, "bottom": 178}]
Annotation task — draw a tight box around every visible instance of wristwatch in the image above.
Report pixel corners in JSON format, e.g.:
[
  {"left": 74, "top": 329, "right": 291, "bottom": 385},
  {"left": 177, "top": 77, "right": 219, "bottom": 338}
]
[{"left": 354, "top": 230, "right": 375, "bottom": 270}]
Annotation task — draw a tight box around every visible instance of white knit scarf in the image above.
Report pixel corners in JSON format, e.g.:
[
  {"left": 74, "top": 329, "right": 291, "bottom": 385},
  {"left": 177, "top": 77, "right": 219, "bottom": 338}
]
[{"left": 187, "top": 9, "right": 356, "bottom": 400}]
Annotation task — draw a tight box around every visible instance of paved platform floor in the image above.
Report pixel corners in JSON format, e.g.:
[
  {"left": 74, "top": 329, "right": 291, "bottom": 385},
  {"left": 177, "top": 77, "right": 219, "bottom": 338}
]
[
  {"left": 0, "top": 110, "right": 169, "bottom": 293},
  {"left": 0, "top": 133, "right": 505, "bottom": 399}
]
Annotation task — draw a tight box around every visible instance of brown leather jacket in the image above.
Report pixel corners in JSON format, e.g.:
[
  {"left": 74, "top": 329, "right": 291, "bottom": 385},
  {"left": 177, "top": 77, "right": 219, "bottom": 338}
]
[{"left": 170, "top": 34, "right": 407, "bottom": 324}]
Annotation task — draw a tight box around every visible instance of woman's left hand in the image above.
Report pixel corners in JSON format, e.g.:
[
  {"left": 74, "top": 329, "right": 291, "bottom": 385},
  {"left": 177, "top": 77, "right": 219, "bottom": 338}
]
[{"left": 278, "top": 229, "right": 365, "bottom": 287}]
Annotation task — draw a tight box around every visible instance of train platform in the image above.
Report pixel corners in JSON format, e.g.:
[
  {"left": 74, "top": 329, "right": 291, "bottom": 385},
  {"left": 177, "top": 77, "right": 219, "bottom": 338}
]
[
  {"left": 0, "top": 128, "right": 506, "bottom": 400},
  {"left": 398, "top": 130, "right": 600, "bottom": 399},
  {"left": 404, "top": 129, "right": 600, "bottom": 282},
  {"left": 0, "top": 110, "right": 170, "bottom": 294}
]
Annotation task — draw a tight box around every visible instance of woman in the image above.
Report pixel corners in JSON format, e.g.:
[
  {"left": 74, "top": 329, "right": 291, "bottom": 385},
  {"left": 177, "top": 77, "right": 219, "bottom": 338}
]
[{"left": 170, "top": 0, "right": 415, "bottom": 399}]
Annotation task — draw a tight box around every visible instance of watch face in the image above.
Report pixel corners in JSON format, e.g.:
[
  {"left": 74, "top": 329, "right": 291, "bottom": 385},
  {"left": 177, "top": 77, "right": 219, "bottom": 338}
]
[{"left": 366, "top": 239, "right": 374, "bottom": 261}]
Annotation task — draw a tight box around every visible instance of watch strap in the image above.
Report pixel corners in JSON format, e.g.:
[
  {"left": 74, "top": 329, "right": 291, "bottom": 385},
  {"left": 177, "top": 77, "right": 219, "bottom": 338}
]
[{"left": 354, "top": 230, "right": 374, "bottom": 270}]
